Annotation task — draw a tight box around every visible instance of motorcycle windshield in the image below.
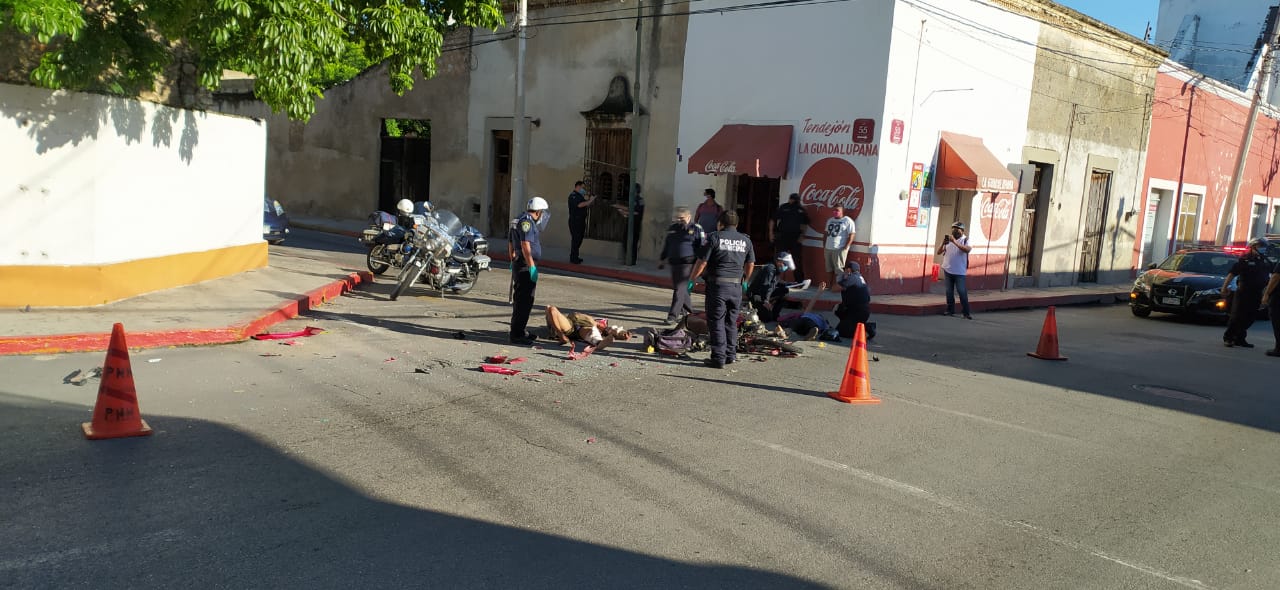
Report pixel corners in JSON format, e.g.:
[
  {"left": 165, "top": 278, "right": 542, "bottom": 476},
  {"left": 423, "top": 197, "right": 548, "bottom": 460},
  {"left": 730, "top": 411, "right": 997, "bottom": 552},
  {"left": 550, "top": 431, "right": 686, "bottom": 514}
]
[{"left": 433, "top": 210, "right": 467, "bottom": 237}]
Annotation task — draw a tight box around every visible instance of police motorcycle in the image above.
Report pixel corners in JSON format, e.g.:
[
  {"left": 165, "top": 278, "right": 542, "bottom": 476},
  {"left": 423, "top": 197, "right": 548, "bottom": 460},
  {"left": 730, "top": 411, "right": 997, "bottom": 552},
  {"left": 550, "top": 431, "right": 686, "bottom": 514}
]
[
  {"left": 386, "top": 202, "right": 491, "bottom": 301},
  {"left": 360, "top": 199, "right": 420, "bottom": 275}
]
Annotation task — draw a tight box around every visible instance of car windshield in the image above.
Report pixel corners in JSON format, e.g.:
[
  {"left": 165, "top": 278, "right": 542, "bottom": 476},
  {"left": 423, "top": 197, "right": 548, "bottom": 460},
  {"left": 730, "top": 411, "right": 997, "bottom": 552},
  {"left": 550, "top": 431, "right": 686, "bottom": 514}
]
[{"left": 1157, "top": 252, "right": 1236, "bottom": 275}]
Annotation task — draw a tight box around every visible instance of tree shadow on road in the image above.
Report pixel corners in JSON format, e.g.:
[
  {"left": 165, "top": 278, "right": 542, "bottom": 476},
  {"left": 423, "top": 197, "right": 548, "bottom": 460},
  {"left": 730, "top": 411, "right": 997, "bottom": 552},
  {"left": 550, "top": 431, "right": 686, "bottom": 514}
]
[{"left": 0, "top": 393, "right": 831, "bottom": 589}]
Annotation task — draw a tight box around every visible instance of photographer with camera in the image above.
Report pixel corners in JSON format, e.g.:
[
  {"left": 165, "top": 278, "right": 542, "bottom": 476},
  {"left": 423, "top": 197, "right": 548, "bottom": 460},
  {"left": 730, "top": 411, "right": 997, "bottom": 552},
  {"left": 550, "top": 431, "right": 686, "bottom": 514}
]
[{"left": 936, "top": 221, "right": 973, "bottom": 319}]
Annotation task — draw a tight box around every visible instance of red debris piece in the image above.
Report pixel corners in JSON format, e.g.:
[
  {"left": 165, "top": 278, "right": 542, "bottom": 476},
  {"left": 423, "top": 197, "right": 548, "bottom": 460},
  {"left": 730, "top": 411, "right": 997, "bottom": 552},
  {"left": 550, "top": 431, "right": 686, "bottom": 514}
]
[
  {"left": 385, "top": 357, "right": 396, "bottom": 362},
  {"left": 609, "top": 362, "right": 619, "bottom": 367},
  {"left": 507, "top": 357, "right": 528, "bottom": 364},
  {"left": 481, "top": 364, "right": 521, "bottom": 375},
  {"left": 585, "top": 437, "right": 597, "bottom": 444},
  {"left": 281, "top": 340, "right": 300, "bottom": 346},
  {"left": 540, "top": 369, "right": 565, "bottom": 377},
  {"left": 252, "top": 326, "right": 325, "bottom": 340},
  {"left": 486, "top": 355, "right": 508, "bottom": 364}
]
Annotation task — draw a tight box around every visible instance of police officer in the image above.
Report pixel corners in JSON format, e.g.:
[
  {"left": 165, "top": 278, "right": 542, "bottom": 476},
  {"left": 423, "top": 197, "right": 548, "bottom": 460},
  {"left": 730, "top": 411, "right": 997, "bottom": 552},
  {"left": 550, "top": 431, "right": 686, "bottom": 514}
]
[
  {"left": 689, "top": 211, "right": 756, "bottom": 368},
  {"left": 1261, "top": 256, "right": 1280, "bottom": 357},
  {"left": 770, "top": 193, "right": 810, "bottom": 282},
  {"left": 1222, "top": 237, "right": 1271, "bottom": 348},
  {"left": 745, "top": 251, "right": 794, "bottom": 323},
  {"left": 509, "top": 196, "right": 550, "bottom": 345},
  {"left": 658, "top": 206, "right": 706, "bottom": 324}
]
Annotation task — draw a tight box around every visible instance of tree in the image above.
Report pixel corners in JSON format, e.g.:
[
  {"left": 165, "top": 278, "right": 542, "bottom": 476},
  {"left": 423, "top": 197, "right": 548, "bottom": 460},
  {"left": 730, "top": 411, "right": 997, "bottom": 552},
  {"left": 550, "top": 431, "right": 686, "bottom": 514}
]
[{"left": 0, "top": 0, "right": 505, "bottom": 120}]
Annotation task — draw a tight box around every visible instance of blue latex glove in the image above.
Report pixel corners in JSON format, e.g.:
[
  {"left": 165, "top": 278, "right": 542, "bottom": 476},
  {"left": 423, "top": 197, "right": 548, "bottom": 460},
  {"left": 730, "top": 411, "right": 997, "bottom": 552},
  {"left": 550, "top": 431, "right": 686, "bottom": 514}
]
[
  {"left": 529, "top": 265, "right": 538, "bottom": 283},
  {"left": 742, "top": 280, "right": 749, "bottom": 294},
  {"left": 687, "top": 280, "right": 695, "bottom": 293}
]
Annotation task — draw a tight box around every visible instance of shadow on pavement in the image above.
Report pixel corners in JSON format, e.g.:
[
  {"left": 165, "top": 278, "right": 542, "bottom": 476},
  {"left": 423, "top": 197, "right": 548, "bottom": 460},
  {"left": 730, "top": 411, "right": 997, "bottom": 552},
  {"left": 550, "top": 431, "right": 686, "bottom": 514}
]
[{"left": 0, "top": 393, "right": 828, "bottom": 589}]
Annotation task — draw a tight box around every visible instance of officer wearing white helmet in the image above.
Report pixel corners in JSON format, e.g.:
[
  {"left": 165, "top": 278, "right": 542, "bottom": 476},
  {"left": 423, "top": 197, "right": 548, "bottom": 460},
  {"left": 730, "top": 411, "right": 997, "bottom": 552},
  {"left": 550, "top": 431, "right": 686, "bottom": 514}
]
[
  {"left": 509, "top": 196, "right": 551, "bottom": 345},
  {"left": 394, "top": 198, "right": 416, "bottom": 227}
]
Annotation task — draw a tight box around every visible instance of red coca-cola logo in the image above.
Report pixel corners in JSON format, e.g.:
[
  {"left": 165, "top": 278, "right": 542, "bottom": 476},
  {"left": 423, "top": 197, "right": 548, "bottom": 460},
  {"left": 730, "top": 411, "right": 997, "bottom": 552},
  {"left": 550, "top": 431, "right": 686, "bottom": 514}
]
[
  {"left": 978, "top": 193, "right": 1015, "bottom": 242},
  {"left": 798, "top": 158, "right": 865, "bottom": 234}
]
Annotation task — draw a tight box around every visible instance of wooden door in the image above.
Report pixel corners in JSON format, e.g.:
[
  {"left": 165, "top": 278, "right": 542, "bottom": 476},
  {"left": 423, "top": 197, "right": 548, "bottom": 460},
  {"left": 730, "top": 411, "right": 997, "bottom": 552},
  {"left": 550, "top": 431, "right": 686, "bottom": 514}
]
[
  {"left": 489, "top": 130, "right": 512, "bottom": 237},
  {"left": 733, "top": 175, "right": 780, "bottom": 261},
  {"left": 1078, "top": 170, "right": 1111, "bottom": 283}
]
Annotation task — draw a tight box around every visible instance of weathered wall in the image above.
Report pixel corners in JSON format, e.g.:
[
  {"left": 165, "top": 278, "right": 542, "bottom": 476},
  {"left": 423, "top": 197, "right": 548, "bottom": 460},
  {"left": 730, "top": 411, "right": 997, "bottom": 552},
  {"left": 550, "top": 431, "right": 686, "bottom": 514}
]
[
  {"left": 1138, "top": 63, "right": 1280, "bottom": 268},
  {"left": 1001, "top": 0, "right": 1164, "bottom": 287},
  {"left": 214, "top": 31, "right": 476, "bottom": 224},
  {"left": 0, "top": 83, "right": 267, "bottom": 307}
]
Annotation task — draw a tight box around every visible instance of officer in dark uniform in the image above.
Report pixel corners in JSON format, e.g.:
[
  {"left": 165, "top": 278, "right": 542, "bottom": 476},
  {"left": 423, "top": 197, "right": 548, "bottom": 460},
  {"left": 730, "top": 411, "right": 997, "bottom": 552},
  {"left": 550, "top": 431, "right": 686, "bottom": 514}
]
[
  {"left": 745, "top": 251, "right": 794, "bottom": 323},
  {"left": 770, "top": 193, "right": 810, "bottom": 282},
  {"left": 658, "top": 206, "right": 706, "bottom": 324},
  {"left": 509, "top": 196, "right": 550, "bottom": 345},
  {"left": 1222, "top": 237, "right": 1271, "bottom": 348},
  {"left": 689, "top": 211, "right": 756, "bottom": 368},
  {"left": 1262, "top": 257, "right": 1280, "bottom": 357}
]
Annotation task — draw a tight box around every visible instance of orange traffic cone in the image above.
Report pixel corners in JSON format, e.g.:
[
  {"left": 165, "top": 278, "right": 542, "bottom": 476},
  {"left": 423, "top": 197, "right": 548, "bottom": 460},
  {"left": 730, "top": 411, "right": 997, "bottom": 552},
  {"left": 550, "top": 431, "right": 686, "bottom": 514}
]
[
  {"left": 81, "top": 323, "right": 153, "bottom": 440},
  {"left": 828, "top": 323, "right": 881, "bottom": 405},
  {"left": 1027, "top": 306, "right": 1068, "bottom": 361}
]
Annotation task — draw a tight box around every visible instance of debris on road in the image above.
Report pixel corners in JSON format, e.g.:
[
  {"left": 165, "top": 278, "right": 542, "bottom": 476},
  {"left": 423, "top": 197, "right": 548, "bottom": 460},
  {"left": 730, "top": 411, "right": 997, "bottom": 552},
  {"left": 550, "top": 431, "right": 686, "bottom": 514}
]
[
  {"left": 540, "top": 369, "right": 565, "bottom": 377},
  {"left": 62, "top": 367, "right": 102, "bottom": 386},
  {"left": 508, "top": 357, "right": 527, "bottom": 364},
  {"left": 281, "top": 340, "right": 301, "bottom": 346},
  {"left": 259, "top": 353, "right": 282, "bottom": 357},
  {"left": 384, "top": 357, "right": 396, "bottom": 362},
  {"left": 486, "top": 355, "right": 508, "bottom": 364},
  {"left": 251, "top": 326, "right": 325, "bottom": 340},
  {"left": 585, "top": 437, "right": 597, "bottom": 444},
  {"left": 481, "top": 364, "right": 521, "bottom": 375},
  {"left": 147, "top": 358, "right": 163, "bottom": 363},
  {"left": 414, "top": 367, "right": 431, "bottom": 374}
]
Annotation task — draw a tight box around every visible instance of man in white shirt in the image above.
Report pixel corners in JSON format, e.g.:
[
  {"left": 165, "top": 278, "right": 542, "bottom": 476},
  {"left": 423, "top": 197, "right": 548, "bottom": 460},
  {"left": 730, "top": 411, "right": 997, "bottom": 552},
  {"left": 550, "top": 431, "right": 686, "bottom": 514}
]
[
  {"left": 823, "top": 205, "right": 856, "bottom": 292},
  {"left": 936, "top": 220, "right": 973, "bottom": 319}
]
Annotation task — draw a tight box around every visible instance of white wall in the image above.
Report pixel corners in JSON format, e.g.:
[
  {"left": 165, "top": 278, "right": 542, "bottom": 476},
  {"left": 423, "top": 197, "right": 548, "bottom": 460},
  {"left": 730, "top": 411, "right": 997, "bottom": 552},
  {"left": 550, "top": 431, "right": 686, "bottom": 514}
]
[
  {"left": 676, "top": 0, "right": 896, "bottom": 244},
  {"left": 0, "top": 83, "right": 266, "bottom": 266},
  {"left": 875, "top": 1, "right": 1037, "bottom": 253}
]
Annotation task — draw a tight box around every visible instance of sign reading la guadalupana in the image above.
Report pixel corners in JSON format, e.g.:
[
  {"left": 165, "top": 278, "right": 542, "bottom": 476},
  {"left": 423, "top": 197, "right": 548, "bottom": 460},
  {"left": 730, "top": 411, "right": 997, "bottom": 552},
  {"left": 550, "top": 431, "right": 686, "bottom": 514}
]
[{"left": 798, "top": 118, "right": 880, "bottom": 157}]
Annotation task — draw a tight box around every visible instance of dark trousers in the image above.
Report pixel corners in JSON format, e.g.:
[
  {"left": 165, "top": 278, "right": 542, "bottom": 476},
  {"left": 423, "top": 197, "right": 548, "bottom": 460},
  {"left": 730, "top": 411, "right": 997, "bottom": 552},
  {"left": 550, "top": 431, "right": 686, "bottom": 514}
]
[
  {"left": 667, "top": 261, "right": 694, "bottom": 321},
  {"left": 836, "top": 305, "right": 870, "bottom": 338},
  {"left": 1224, "top": 288, "right": 1262, "bottom": 344},
  {"left": 705, "top": 282, "right": 741, "bottom": 363},
  {"left": 569, "top": 221, "right": 585, "bottom": 261},
  {"left": 750, "top": 285, "right": 789, "bottom": 322},
  {"left": 944, "top": 271, "right": 970, "bottom": 316},
  {"left": 510, "top": 268, "right": 537, "bottom": 339},
  {"left": 775, "top": 232, "right": 803, "bottom": 282},
  {"left": 625, "top": 215, "right": 643, "bottom": 265},
  {"left": 1270, "top": 297, "right": 1280, "bottom": 350}
]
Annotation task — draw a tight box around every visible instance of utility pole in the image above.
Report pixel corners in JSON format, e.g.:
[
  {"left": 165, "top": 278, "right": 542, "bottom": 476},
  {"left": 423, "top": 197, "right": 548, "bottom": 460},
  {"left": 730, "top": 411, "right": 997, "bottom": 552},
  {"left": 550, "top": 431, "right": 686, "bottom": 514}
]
[
  {"left": 511, "top": 0, "right": 529, "bottom": 210},
  {"left": 1220, "top": 20, "right": 1279, "bottom": 244},
  {"left": 624, "top": 0, "right": 643, "bottom": 265}
]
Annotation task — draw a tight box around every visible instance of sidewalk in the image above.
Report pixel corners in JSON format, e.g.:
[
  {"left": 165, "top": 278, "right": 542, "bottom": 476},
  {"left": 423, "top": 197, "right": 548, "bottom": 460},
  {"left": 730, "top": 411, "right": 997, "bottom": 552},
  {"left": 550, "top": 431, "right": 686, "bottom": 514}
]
[
  {"left": 0, "top": 249, "right": 372, "bottom": 355},
  {"left": 293, "top": 214, "right": 1130, "bottom": 315}
]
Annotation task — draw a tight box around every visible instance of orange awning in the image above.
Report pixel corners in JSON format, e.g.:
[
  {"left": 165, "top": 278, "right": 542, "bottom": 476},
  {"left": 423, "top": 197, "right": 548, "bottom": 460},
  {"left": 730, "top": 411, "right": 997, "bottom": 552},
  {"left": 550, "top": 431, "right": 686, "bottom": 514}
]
[
  {"left": 935, "top": 131, "right": 1018, "bottom": 192},
  {"left": 687, "top": 124, "right": 793, "bottom": 178}
]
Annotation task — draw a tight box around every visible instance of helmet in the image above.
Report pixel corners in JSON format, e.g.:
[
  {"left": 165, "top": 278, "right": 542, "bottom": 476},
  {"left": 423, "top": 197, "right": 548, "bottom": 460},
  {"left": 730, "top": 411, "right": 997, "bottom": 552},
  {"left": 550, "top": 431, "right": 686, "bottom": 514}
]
[
  {"left": 527, "top": 196, "right": 549, "bottom": 212},
  {"left": 396, "top": 199, "right": 414, "bottom": 215},
  {"left": 1248, "top": 236, "right": 1269, "bottom": 250},
  {"left": 776, "top": 251, "right": 795, "bottom": 272}
]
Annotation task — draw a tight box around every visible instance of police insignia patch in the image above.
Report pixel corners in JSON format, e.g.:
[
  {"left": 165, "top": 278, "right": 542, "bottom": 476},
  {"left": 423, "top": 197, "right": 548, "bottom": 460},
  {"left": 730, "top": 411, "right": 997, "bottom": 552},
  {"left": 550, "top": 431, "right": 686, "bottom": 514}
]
[{"left": 521, "top": 221, "right": 532, "bottom": 232}]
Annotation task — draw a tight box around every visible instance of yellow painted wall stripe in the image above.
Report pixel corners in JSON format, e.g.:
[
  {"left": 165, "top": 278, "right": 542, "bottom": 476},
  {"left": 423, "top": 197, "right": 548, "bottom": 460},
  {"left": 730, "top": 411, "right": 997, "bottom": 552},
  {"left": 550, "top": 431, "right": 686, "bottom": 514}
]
[{"left": 0, "top": 242, "right": 268, "bottom": 308}]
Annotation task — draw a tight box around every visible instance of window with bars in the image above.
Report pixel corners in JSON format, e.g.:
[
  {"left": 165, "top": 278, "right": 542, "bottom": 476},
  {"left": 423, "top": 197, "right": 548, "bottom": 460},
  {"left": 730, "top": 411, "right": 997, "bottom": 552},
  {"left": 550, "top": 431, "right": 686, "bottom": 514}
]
[{"left": 583, "top": 126, "right": 632, "bottom": 241}]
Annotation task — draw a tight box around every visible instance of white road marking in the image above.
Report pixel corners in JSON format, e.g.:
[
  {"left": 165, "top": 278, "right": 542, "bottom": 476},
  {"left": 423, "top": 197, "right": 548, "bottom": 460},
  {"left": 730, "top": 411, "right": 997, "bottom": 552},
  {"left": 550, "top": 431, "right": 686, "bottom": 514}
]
[
  {"left": 0, "top": 529, "right": 184, "bottom": 571},
  {"left": 887, "top": 394, "right": 1081, "bottom": 444},
  {"left": 716, "top": 428, "right": 1214, "bottom": 590}
]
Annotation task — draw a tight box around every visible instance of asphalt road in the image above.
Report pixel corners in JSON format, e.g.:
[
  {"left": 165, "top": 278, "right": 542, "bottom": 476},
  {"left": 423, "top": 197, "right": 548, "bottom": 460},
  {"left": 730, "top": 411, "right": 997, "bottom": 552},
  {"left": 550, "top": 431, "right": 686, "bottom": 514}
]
[{"left": 3, "top": 231, "right": 1278, "bottom": 589}]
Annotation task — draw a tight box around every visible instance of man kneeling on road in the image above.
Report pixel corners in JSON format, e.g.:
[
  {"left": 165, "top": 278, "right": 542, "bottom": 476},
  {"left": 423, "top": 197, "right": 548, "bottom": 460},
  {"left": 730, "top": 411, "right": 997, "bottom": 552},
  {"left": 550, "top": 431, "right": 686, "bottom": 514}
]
[{"left": 545, "top": 306, "right": 631, "bottom": 354}]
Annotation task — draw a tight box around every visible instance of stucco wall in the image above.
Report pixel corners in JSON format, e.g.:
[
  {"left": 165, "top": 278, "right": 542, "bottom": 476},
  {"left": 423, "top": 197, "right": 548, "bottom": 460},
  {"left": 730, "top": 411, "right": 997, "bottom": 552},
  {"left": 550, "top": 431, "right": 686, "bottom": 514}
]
[
  {"left": 1017, "top": 11, "right": 1163, "bottom": 286},
  {"left": 875, "top": 0, "right": 1039, "bottom": 293},
  {"left": 1, "top": 83, "right": 266, "bottom": 266},
  {"left": 1139, "top": 63, "right": 1280, "bottom": 264}
]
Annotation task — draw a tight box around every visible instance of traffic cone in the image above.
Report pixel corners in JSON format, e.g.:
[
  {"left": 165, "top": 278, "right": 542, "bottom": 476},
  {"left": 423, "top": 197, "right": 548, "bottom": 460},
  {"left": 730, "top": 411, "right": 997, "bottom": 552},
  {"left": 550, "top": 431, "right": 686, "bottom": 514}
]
[
  {"left": 1027, "top": 306, "right": 1068, "bottom": 361},
  {"left": 81, "top": 323, "right": 153, "bottom": 440},
  {"left": 827, "top": 323, "right": 881, "bottom": 405}
]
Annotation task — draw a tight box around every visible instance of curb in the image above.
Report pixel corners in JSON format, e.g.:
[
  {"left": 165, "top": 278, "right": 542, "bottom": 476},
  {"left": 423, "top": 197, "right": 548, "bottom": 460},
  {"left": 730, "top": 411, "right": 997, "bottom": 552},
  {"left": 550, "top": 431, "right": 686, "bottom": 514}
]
[{"left": 0, "top": 271, "right": 373, "bottom": 356}]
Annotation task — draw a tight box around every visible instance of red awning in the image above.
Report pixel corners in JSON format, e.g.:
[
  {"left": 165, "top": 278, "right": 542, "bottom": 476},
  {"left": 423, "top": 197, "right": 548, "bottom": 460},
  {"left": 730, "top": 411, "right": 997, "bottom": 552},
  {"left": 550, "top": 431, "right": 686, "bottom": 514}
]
[
  {"left": 935, "top": 131, "right": 1018, "bottom": 192},
  {"left": 687, "top": 124, "right": 793, "bottom": 178}
]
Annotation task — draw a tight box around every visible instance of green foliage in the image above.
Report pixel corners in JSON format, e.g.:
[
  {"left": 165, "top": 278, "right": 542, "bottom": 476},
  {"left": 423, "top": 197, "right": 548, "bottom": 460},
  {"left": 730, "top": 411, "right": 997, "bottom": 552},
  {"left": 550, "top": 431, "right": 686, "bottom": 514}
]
[
  {"left": 383, "top": 117, "right": 429, "bottom": 138},
  {"left": 0, "top": 0, "right": 505, "bottom": 120}
]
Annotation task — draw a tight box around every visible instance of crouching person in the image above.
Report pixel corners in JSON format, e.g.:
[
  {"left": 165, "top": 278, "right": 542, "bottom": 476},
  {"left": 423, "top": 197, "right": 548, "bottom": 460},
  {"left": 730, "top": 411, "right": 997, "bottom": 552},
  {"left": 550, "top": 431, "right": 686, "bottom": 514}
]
[
  {"left": 834, "top": 260, "right": 874, "bottom": 340},
  {"left": 746, "top": 251, "right": 795, "bottom": 323},
  {"left": 545, "top": 306, "right": 631, "bottom": 353}
]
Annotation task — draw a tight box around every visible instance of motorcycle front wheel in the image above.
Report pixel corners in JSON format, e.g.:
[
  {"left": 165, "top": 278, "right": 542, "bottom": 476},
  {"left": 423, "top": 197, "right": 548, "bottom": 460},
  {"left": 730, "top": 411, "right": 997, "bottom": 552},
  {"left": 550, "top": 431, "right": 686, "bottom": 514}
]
[
  {"left": 367, "top": 245, "right": 391, "bottom": 275},
  {"left": 390, "top": 260, "right": 426, "bottom": 301}
]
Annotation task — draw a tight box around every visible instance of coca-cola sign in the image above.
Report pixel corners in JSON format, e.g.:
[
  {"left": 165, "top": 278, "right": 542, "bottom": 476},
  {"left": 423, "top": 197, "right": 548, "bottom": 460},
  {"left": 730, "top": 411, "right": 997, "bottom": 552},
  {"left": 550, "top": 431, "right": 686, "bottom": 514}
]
[
  {"left": 703, "top": 160, "right": 737, "bottom": 174},
  {"left": 798, "top": 158, "right": 866, "bottom": 230},
  {"left": 978, "top": 192, "right": 1016, "bottom": 241}
]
